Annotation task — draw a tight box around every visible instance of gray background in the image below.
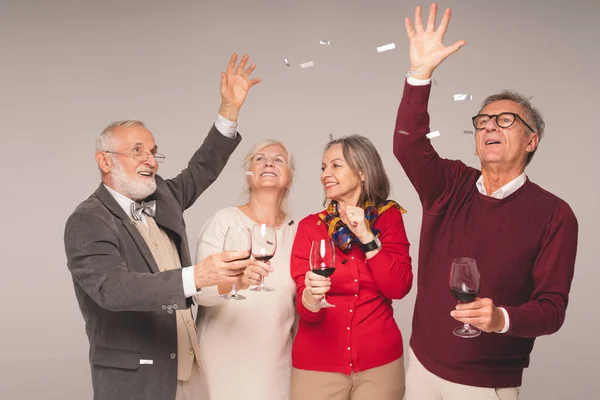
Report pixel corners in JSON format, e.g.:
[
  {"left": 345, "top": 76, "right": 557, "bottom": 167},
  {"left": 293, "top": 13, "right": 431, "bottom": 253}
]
[{"left": 0, "top": 0, "right": 598, "bottom": 398}]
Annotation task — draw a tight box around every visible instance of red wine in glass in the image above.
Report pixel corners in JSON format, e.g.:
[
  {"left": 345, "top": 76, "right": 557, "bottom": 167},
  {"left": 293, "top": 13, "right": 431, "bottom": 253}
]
[
  {"left": 309, "top": 239, "right": 336, "bottom": 308},
  {"left": 250, "top": 224, "right": 277, "bottom": 292},
  {"left": 449, "top": 257, "right": 481, "bottom": 338}
]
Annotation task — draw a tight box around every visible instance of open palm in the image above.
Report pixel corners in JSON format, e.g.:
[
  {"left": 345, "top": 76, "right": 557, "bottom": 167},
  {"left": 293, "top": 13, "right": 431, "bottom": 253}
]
[
  {"left": 405, "top": 3, "right": 466, "bottom": 79},
  {"left": 220, "top": 53, "right": 261, "bottom": 110}
]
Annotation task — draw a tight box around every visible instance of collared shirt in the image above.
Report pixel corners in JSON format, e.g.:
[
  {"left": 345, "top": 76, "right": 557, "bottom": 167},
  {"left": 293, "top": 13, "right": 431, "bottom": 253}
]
[{"left": 104, "top": 114, "right": 237, "bottom": 297}]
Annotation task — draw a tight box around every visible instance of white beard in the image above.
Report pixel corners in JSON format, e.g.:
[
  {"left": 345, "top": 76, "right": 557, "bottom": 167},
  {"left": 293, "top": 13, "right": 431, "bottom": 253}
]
[{"left": 110, "top": 160, "right": 157, "bottom": 201}]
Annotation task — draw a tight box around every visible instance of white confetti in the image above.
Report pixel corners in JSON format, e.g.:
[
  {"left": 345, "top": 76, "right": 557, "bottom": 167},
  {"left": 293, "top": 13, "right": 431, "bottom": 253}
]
[
  {"left": 283, "top": 59, "right": 290, "bottom": 67},
  {"left": 320, "top": 40, "right": 331, "bottom": 45},
  {"left": 425, "top": 130, "right": 441, "bottom": 139},
  {"left": 139, "top": 359, "right": 154, "bottom": 365},
  {"left": 398, "top": 130, "right": 410, "bottom": 135},
  {"left": 376, "top": 43, "right": 396, "bottom": 53},
  {"left": 244, "top": 171, "right": 254, "bottom": 176},
  {"left": 300, "top": 61, "right": 314, "bottom": 69},
  {"left": 453, "top": 94, "right": 472, "bottom": 101},
  {"left": 463, "top": 130, "right": 474, "bottom": 134}
]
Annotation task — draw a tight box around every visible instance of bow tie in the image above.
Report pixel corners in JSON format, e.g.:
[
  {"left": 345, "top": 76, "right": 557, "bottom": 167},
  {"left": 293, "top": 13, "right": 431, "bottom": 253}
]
[{"left": 131, "top": 200, "right": 156, "bottom": 221}]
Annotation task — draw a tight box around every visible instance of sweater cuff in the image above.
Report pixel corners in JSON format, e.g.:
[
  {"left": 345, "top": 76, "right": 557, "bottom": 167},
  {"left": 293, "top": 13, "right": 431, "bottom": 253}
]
[{"left": 401, "top": 80, "right": 432, "bottom": 105}]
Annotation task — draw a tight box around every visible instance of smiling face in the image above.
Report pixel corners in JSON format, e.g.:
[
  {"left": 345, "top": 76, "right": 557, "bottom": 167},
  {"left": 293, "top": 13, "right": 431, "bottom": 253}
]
[
  {"left": 97, "top": 124, "right": 159, "bottom": 200},
  {"left": 475, "top": 99, "right": 539, "bottom": 172},
  {"left": 246, "top": 144, "right": 292, "bottom": 194},
  {"left": 321, "top": 143, "right": 363, "bottom": 206}
]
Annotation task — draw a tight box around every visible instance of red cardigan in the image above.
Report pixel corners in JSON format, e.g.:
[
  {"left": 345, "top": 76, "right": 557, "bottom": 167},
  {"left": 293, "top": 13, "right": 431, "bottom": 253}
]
[{"left": 290, "top": 207, "right": 413, "bottom": 374}]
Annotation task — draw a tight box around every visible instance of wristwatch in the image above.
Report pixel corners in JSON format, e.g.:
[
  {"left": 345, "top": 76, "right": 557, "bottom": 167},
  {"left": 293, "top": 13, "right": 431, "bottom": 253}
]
[{"left": 361, "top": 236, "right": 381, "bottom": 252}]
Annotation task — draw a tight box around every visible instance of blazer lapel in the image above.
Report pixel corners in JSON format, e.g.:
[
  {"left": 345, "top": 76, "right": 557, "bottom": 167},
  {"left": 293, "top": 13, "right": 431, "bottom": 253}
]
[{"left": 94, "top": 184, "right": 161, "bottom": 274}]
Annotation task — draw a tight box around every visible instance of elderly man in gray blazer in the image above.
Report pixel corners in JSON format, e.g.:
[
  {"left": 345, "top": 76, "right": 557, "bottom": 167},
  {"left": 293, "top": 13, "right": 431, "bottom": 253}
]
[{"left": 64, "top": 54, "right": 260, "bottom": 400}]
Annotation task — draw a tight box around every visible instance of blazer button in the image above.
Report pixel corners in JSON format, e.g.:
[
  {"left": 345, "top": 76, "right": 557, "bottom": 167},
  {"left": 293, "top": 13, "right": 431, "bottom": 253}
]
[
  {"left": 167, "top": 309, "right": 174, "bottom": 315},
  {"left": 170, "top": 353, "right": 176, "bottom": 360},
  {"left": 167, "top": 305, "right": 173, "bottom": 310},
  {"left": 173, "top": 304, "right": 178, "bottom": 310},
  {"left": 162, "top": 305, "right": 167, "bottom": 310}
]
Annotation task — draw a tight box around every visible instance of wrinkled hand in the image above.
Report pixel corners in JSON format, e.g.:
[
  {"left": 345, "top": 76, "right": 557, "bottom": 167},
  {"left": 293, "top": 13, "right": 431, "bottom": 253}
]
[
  {"left": 339, "top": 205, "right": 373, "bottom": 244},
  {"left": 219, "top": 53, "right": 261, "bottom": 121},
  {"left": 450, "top": 297, "right": 506, "bottom": 333},
  {"left": 194, "top": 250, "right": 250, "bottom": 289},
  {"left": 303, "top": 270, "right": 331, "bottom": 305},
  {"left": 404, "top": 3, "right": 466, "bottom": 80},
  {"left": 236, "top": 260, "right": 273, "bottom": 290}
]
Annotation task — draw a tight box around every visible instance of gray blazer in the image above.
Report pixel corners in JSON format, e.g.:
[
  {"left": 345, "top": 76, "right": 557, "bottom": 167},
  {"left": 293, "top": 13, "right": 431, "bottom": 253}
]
[{"left": 64, "top": 125, "right": 241, "bottom": 400}]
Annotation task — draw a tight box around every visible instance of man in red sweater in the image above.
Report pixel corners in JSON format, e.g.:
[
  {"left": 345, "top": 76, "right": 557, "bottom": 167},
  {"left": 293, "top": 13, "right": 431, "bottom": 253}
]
[{"left": 394, "top": 4, "right": 578, "bottom": 399}]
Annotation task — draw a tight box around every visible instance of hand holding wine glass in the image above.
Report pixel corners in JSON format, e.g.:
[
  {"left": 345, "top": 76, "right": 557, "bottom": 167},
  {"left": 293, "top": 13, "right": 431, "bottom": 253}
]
[
  {"left": 250, "top": 224, "right": 277, "bottom": 292},
  {"left": 220, "top": 226, "right": 251, "bottom": 300},
  {"left": 309, "top": 239, "right": 336, "bottom": 308},
  {"left": 449, "top": 257, "right": 481, "bottom": 338}
]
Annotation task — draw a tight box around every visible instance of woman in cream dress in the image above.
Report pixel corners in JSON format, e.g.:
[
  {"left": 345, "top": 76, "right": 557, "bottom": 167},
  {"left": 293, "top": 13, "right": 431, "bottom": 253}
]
[{"left": 195, "top": 139, "right": 297, "bottom": 400}]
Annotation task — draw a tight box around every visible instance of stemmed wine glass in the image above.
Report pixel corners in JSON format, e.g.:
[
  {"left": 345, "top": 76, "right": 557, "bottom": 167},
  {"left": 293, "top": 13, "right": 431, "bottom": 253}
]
[
  {"left": 449, "top": 257, "right": 481, "bottom": 338},
  {"left": 309, "top": 239, "right": 336, "bottom": 308},
  {"left": 220, "top": 226, "right": 251, "bottom": 301},
  {"left": 250, "top": 224, "right": 277, "bottom": 292}
]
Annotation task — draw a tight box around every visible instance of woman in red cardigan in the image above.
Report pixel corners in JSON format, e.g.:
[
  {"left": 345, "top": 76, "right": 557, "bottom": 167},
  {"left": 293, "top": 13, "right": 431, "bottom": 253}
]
[{"left": 290, "top": 134, "right": 413, "bottom": 400}]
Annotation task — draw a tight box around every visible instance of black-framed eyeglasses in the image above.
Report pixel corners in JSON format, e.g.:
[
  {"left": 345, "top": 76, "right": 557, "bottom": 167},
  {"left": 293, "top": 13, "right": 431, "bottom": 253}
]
[
  {"left": 471, "top": 112, "right": 535, "bottom": 132},
  {"left": 104, "top": 150, "right": 166, "bottom": 163}
]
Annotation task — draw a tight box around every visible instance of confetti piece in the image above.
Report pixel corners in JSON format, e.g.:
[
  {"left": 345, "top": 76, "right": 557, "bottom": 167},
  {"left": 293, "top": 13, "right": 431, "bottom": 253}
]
[
  {"left": 300, "top": 61, "right": 314, "bottom": 68},
  {"left": 398, "top": 130, "right": 410, "bottom": 135},
  {"left": 244, "top": 171, "right": 254, "bottom": 176},
  {"left": 329, "top": 133, "right": 334, "bottom": 141},
  {"left": 283, "top": 59, "right": 290, "bottom": 67},
  {"left": 463, "top": 130, "right": 474, "bottom": 134},
  {"left": 266, "top": 241, "right": 274, "bottom": 245},
  {"left": 320, "top": 40, "right": 331, "bottom": 45},
  {"left": 453, "top": 94, "right": 472, "bottom": 101},
  {"left": 377, "top": 43, "right": 396, "bottom": 53},
  {"left": 425, "top": 130, "right": 441, "bottom": 139}
]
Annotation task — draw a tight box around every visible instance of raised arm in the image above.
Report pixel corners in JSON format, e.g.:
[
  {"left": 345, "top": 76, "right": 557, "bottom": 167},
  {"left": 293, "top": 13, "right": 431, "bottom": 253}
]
[
  {"left": 394, "top": 4, "right": 469, "bottom": 211},
  {"left": 167, "top": 54, "right": 261, "bottom": 210}
]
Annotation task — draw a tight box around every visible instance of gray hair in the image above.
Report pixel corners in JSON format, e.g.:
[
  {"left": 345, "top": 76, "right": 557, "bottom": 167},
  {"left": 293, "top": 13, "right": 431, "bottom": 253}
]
[
  {"left": 324, "top": 134, "right": 390, "bottom": 207},
  {"left": 480, "top": 91, "right": 545, "bottom": 165},
  {"left": 95, "top": 120, "right": 146, "bottom": 152}
]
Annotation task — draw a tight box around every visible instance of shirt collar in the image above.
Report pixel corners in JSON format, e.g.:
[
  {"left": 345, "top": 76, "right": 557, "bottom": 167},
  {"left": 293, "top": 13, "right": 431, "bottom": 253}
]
[
  {"left": 476, "top": 172, "right": 526, "bottom": 199},
  {"left": 104, "top": 184, "right": 135, "bottom": 219}
]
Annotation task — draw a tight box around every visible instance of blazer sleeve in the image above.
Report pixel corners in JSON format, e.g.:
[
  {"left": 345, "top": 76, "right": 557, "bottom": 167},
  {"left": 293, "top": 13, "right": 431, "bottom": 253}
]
[
  {"left": 65, "top": 212, "right": 187, "bottom": 312},
  {"left": 165, "top": 125, "right": 241, "bottom": 211}
]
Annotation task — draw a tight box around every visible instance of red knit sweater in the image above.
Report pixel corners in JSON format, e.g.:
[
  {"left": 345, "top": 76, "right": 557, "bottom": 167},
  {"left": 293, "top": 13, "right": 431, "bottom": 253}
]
[{"left": 393, "top": 81, "right": 578, "bottom": 388}]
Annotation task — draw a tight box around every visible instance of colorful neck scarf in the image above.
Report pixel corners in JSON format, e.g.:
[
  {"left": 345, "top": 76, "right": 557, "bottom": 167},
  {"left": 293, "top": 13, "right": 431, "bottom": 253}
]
[{"left": 318, "top": 200, "right": 406, "bottom": 252}]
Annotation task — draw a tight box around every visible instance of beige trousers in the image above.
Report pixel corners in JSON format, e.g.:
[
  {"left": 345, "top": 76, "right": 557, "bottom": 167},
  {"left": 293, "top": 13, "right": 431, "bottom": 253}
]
[
  {"left": 291, "top": 357, "right": 405, "bottom": 400},
  {"left": 404, "top": 348, "right": 519, "bottom": 400},
  {"left": 175, "top": 362, "right": 208, "bottom": 400}
]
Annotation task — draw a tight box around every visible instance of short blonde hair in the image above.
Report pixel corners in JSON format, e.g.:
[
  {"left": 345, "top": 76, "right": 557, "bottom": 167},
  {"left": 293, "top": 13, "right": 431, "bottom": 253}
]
[{"left": 242, "top": 139, "right": 295, "bottom": 195}]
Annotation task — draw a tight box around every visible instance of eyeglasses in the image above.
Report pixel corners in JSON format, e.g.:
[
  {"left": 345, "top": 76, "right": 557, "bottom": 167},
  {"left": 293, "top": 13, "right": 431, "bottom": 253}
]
[
  {"left": 471, "top": 112, "right": 535, "bottom": 132},
  {"left": 104, "top": 150, "right": 166, "bottom": 163}
]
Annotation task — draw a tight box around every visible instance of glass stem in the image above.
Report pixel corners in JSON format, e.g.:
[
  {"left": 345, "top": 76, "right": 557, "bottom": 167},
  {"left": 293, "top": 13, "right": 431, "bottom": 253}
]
[
  {"left": 231, "top": 284, "right": 237, "bottom": 294},
  {"left": 463, "top": 323, "right": 470, "bottom": 331}
]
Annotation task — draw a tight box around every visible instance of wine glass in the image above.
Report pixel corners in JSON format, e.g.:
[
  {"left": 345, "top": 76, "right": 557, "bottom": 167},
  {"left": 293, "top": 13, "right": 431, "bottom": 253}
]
[
  {"left": 250, "top": 224, "right": 277, "bottom": 292},
  {"left": 449, "top": 257, "right": 481, "bottom": 338},
  {"left": 220, "top": 226, "right": 251, "bottom": 301},
  {"left": 309, "top": 239, "right": 336, "bottom": 308}
]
